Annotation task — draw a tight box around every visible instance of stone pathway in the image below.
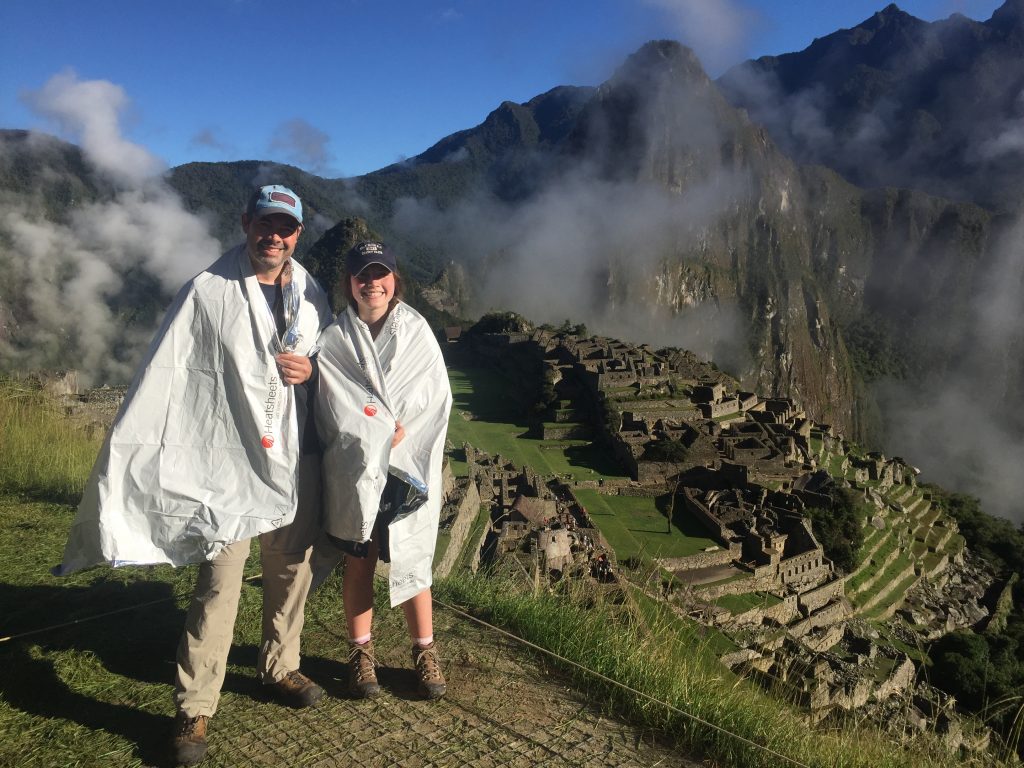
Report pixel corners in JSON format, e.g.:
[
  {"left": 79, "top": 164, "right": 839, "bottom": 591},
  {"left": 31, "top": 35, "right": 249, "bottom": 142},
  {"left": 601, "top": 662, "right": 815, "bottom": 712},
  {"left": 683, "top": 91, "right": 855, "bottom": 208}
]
[{"left": 199, "top": 601, "right": 704, "bottom": 768}]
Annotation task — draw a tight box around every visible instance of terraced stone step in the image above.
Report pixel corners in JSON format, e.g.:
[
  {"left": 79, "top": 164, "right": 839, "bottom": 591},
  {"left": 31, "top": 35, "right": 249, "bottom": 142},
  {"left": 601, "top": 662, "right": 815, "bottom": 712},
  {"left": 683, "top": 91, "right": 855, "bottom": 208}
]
[
  {"left": 903, "top": 496, "right": 930, "bottom": 518},
  {"left": 916, "top": 506, "right": 941, "bottom": 528},
  {"left": 862, "top": 571, "right": 923, "bottom": 620},
  {"left": 926, "top": 526, "right": 953, "bottom": 552},
  {"left": 858, "top": 557, "right": 917, "bottom": 612},
  {"left": 852, "top": 545, "right": 901, "bottom": 597},
  {"left": 887, "top": 484, "right": 915, "bottom": 505},
  {"left": 851, "top": 529, "right": 895, "bottom": 581}
]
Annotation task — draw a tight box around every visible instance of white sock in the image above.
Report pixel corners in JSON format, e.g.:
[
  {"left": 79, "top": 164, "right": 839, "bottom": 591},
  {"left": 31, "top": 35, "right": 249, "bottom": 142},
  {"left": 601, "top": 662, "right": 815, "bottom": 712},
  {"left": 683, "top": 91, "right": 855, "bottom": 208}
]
[
  {"left": 414, "top": 635, "right": 434, "bottom": 648},
  {"left": 350, "top": 633, "right": 372, "bottom": 645}
]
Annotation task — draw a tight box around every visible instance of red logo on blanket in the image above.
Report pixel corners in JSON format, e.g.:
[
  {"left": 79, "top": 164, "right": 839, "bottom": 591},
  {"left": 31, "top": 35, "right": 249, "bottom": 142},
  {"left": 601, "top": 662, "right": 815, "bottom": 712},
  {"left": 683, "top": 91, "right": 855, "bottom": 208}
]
[
  {"left": 261, "top": 435, "right": 274, "bottom": 448},
  {"left": 363, "top": 404, "right": 378, "bottom": 417}
]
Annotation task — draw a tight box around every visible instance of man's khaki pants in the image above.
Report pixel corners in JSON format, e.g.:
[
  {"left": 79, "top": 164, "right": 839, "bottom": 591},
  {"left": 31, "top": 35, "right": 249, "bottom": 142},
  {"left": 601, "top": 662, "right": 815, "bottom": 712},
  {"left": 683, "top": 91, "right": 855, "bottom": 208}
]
[{"left": 174, "top": 456, "right": 321, "bottom": 718}]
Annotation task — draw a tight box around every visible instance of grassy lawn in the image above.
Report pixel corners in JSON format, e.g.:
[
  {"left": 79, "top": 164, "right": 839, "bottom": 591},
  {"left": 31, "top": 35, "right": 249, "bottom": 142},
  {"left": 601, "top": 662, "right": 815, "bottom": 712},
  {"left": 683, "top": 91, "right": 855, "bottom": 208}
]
[
  {"left": 573, "top": 489, "right": 718, "bottom": 560},
  {"left": 715, "top": 592, "right": 782, "bottom": 615},
  {"left": 446, "top": 366, "right": 625, "bottom": 480}
]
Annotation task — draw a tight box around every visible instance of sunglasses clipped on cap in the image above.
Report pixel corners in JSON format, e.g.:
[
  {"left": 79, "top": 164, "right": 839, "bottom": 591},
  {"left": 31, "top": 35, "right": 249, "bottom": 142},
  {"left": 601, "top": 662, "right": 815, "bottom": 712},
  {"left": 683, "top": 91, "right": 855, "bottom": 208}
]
[{"left": 254, "top": 217, "right": 300, "bottom": 237}]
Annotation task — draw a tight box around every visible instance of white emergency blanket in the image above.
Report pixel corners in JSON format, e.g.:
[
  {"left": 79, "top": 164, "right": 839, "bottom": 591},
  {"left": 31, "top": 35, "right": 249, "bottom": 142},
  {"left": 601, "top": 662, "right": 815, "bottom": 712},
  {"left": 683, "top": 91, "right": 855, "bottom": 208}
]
[
  {"left": 316, "top": 302, "right": 452, "bottom": 606},
  {"left": 56, "top": 245, "right": 332, "bottom": 574}
]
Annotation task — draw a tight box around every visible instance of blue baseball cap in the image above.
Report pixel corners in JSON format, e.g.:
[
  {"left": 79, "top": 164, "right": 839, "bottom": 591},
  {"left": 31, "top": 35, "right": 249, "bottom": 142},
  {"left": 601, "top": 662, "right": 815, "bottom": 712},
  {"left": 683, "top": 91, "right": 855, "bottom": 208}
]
[
  {"left": 346, "top": 241, "right": 398, "bottom": 274},
  {"left": 247, "top": 184, "right": 303, "bottom": 224}
]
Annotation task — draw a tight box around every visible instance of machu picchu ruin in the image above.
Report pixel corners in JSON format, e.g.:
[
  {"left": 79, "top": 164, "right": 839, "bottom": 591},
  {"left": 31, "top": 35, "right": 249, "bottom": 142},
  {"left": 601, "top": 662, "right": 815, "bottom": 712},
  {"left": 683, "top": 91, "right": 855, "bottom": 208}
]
[{"left": 441, "top": 316, "right": 1003, "bottom": 754}]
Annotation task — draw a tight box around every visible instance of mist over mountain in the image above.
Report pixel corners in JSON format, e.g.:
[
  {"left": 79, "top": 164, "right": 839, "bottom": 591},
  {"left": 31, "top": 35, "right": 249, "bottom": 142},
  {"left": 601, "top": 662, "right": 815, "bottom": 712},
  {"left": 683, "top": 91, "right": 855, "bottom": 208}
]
[
  {"left": 3, "top": 4, "right": 1024, "bottom": 522},
  {"left": 718, "top": 1, "right": 1024, "bottom": 212}
]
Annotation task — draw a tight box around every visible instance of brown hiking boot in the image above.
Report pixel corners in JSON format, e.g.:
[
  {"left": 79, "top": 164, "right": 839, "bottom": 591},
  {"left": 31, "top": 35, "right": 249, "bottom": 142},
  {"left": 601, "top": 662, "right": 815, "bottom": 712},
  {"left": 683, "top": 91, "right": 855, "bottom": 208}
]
[
  {"left": 412, "top": 641, "right": 446, "bottom": 699},
  {"left": 348, "top": 640, "right": 381, "bottom": 698},
  {"left": 266, "top": 669, "right": 323, "bottom": 708},
  {"left": 171, "top": 712, "right": 209, "bottom": 766}
]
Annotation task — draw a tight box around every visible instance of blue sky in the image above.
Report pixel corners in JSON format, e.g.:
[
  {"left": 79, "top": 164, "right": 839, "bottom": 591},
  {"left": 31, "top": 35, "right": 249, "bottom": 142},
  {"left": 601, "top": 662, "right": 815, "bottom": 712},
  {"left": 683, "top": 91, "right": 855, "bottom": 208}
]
[{"left": 2, "top": 0, "right": 1004, "bottom": 177}]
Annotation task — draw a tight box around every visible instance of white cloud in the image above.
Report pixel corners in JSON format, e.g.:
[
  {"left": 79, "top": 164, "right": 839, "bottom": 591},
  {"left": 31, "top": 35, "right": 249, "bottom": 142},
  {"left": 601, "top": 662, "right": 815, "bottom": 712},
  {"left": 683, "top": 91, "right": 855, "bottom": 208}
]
[
  {"left": 269, "top": 118, "right": 333, "bottom": 173},
  {"left": 641, "top": 0, "right": 757, "bottom": 76},
  {"left": 21, "top": 70, "right": 165, "bottom": 186},
  {"left": 3, "top": 73, "right": 221, "bottom": 384}
]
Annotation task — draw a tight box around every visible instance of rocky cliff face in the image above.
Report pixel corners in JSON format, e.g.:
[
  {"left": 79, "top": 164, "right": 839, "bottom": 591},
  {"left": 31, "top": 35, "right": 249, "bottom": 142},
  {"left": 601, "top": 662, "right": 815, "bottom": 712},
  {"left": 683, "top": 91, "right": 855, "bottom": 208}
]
[{"left": 549, "top": 42, "right": 861, "bottom": 431}]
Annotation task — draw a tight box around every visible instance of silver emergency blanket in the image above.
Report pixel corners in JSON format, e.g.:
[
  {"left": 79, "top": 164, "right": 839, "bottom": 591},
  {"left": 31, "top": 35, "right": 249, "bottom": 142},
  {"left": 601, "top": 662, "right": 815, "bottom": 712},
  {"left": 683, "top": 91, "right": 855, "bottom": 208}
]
[
  {"left": 316, "top": 302, "right": 452, "bottom": 606},
  {"left": 55, "top": 245, "right": 332, "bottom": 574}
]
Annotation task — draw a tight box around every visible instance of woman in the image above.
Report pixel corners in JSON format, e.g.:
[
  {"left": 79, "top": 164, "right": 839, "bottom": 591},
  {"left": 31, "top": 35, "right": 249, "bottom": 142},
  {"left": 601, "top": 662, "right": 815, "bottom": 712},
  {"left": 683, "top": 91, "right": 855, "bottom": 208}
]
[{"left": 315, "top": 241, "right": 452, "bottom": 699}]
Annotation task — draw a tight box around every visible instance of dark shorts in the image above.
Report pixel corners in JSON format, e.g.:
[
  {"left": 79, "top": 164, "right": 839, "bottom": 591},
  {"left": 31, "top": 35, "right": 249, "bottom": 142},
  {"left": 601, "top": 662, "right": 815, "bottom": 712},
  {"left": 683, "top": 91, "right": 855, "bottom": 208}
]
[{"left": 326, "top": 474, "right": 414, "bottom": 563}]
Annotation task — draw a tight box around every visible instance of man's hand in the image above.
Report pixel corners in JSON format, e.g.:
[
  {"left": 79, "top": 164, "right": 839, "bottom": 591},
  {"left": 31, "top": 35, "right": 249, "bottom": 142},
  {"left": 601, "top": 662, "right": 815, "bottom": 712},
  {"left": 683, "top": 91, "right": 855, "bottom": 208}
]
[
  {"left": 276, "top": 352, "right": 312, "bottom": 385},
  {"left": 391, "top": 420, "right": 406, "bottom": 448}
]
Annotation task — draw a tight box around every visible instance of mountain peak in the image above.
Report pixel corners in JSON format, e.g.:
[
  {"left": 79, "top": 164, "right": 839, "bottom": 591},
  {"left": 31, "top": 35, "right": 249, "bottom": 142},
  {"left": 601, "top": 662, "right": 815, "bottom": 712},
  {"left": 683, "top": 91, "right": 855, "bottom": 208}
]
[
  {"left": 854, "top": 3, "right": 924, "bottom": 40},
  {"left": 988, "top": 0, "right": 1024, "bottom": 30},
  {"left": 874, "top": 3, "right": 909, "bottom": 21},
  {"left": 625, "top": 40, "right": 709, "bottom": 84}
]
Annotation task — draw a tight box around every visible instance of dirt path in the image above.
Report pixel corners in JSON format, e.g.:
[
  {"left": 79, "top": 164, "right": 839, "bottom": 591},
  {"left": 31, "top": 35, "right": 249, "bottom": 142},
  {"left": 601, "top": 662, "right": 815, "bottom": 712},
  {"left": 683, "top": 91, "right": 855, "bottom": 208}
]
[{"left": 200, "top": 598, "right": 704, "bottom": 768}]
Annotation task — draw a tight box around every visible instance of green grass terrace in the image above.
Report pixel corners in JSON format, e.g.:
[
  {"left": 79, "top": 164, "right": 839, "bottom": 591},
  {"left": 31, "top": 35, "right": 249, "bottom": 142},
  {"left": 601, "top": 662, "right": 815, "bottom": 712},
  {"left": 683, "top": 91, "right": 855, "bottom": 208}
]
[
  {"left": 446, "top": 365, "right": 624, "bottom": 480},
  {"left": 574, "top": 489, "right": 719, "bottom": 561}
]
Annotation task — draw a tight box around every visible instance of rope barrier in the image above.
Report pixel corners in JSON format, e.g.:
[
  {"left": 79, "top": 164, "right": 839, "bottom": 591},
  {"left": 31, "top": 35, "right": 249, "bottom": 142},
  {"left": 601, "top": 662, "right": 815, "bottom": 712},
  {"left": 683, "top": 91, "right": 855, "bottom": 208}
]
[
  {"left": 433, "top": 596, "right": 813, "bottom": 768},
  {"left": 0, "top": 573, "right": 264, "bottom": 645}
]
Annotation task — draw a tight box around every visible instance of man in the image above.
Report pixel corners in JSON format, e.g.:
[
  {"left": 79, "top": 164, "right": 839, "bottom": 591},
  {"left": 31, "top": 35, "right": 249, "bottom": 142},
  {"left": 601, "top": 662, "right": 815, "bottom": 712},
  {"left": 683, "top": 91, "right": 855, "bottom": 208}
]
[
  {"left": 168, "top": 185, "right": 335, "bottom": 765},
  {"left": 55, "top": 185, "right": 333, "bottom": 766}
]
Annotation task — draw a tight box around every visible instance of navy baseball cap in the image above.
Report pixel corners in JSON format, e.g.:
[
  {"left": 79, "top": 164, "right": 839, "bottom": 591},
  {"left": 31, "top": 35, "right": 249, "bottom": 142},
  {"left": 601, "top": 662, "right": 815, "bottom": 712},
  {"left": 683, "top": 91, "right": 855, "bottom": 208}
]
[
  {"left": 247, "top": 185, "right": 303, "bottom": 224},
  {"left": 346, "top": 241, "right": 397, "bottom": 274}
]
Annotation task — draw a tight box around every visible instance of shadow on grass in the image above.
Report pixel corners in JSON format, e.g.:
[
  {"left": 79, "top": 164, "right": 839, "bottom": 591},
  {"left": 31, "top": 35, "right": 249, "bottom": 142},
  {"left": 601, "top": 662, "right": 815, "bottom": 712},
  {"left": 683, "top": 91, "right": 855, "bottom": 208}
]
[
  {"left": 1, "top": 484, "right": 83, "bottom": 508},
  {"left": 0, "top": 579, "right": 321, "bottom": 767},
  {"left": 563, "top": 443, "right": 623, "bottom": 476},
  {"left": 0, "top": 580, "right": 185, "bottom": 765},
  {"left": 653, "top": 492, "right": 722, "bottom": 540},
  {"left": 449, "top": 366, "right": 533, "bottom": 424}
]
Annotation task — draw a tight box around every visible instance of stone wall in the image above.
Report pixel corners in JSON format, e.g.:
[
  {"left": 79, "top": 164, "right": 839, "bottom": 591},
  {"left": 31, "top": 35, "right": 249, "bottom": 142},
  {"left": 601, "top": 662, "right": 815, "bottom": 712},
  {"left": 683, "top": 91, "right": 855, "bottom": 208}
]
[
  {"left": 788, "top": 598, "right": 851, "bottom": 638},
  {"left": 802, "top": 624, "right": 845, "bottom": 652},
  {"left": 435, "top": 480, "right": 482, "bottom": 578},
  {"left": 874, "top": 656, "right": 916, "bottom": 701},
  {"left": 624, "top": 407, "right": 702, "bottom": 423},
  {"left": 779, "top": 549, "right": 829, "bottom": 586},
  {"left": 613, "top": 485, "right": 667, "bottom": 498},
  {"left": 731, "top": 594, "right": 800, "bottom": 627},
  {"left": 696, "top": 574, "right": 758, "bottom": 600},
  {"left": 540, "top": 424, "right": 590, "bottom": 440},
  {"left": 799, "top": 578, "right": 845, "bottom": 614},
  {"left": 683, "top": 491, "right": 731, "bottom": 544},
  {"left": 657, "top": 543, "right": 740, "bottom": 572},
  {"left": 699, "top": 398, "right": 740, "bottom": 419}
]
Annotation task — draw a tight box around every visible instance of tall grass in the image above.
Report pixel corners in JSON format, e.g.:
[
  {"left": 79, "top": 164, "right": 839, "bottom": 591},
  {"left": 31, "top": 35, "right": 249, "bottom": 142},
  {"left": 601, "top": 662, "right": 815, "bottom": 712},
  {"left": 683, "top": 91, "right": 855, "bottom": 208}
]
[
  {"left": 0, "top": 379, "right": 102, "bottom": 502},
  {"left": 436, "top": 573, "right": 969, "bottom": 768}
]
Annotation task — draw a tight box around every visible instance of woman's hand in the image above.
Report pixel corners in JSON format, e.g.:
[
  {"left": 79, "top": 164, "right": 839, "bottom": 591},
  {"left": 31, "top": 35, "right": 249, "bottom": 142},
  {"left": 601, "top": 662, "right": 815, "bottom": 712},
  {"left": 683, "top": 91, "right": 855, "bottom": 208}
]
[
  {"left": 275, "top": 352, "right": 312, "bottom": 385},
  {"left": 391, "top": 420, "right": 406, "bottom": 447}
]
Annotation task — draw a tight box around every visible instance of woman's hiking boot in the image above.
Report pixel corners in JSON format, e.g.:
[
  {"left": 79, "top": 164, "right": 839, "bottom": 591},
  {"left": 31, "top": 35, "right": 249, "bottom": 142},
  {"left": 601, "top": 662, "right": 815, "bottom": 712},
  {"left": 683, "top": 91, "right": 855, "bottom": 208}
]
[
  {"left": 348, "top": 640, "right": 381, "bottom": 698},
  {"left": 412, "top": 641, "right": 446, "bottom": 699}
]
